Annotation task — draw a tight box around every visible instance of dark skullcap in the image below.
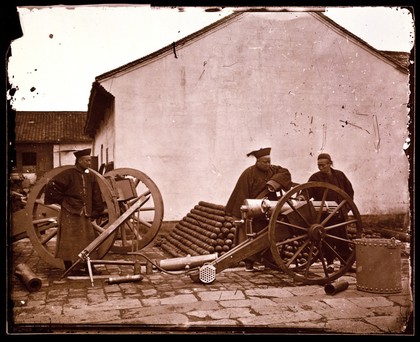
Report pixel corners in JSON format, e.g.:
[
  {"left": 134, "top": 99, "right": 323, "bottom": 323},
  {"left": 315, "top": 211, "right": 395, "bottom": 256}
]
[
  {"left": 317, "top": 153, "right": 332, "bottom": 162},
  {"left": 246, "top": 147, "right": 271, "bottom": 159},
  {"left": 73, "top": 148, "right": 91, "bottom": 159}
]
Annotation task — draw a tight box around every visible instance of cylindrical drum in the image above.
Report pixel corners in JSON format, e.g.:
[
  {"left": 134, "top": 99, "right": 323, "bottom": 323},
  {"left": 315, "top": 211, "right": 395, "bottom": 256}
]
[{"left": 354, "top": 238, "right": 402, "bottom": 293}]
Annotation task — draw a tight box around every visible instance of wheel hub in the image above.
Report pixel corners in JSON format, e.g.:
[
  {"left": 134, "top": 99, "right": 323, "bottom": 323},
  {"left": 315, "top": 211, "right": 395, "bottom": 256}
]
[{"left": 308, "top": 224, "right": 326, "bottom": 242}]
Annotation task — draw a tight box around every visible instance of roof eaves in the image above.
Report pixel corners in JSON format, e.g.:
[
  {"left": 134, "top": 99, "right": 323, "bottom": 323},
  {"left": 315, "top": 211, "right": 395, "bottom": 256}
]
[
  {"left": 85, "top": 81, "right": 114, "bottom": 136},
  {"left": 95, "top": 11, "right": 245, "bottom": 81},
  {"left": 312, "top": 12, "right": 409, "bottom": 74}
]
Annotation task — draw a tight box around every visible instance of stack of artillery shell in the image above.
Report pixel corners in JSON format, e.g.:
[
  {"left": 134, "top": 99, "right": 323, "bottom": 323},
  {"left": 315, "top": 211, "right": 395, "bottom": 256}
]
[{"left": 161, "top": 201, "right": 236, "bottom": 258}]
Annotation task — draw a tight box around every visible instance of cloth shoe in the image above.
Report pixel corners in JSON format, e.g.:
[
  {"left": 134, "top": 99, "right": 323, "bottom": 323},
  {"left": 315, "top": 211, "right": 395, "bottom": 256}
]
[
  {"left": 327, "top": 264, "right": 335, "bottom": 273},
  {"left": 245, "top": 261, "right": 265, "bottom": 272},
  {"left": 245, "top": 261, "right": 254, "bottom": 272}
]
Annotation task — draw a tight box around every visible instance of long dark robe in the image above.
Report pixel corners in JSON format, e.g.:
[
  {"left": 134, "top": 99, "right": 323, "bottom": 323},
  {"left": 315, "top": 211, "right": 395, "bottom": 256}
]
[
  {"left": 225, "top": 164, "right": 292, "bottom": 218},
  {"left": 44, "top": 166, "right": 105, "bottom": 261}
]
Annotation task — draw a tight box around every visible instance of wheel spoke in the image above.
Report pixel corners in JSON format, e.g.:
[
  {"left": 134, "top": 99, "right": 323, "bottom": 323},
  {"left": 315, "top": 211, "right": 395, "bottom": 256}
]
[
  {"left": 285, "top": 199, "right": 311, "bottom": 226},
  {"left": 320, "top": 199, "right": 348, "bottom": 226},
  {"left": 39, "top": 228, "right": 57, "bottom": 245},
  {"left": 316, "top": 188, "right": 329, "bottom": 223},
  {"left": 274, "top": 219, "right": 308, "bottom": 232}
]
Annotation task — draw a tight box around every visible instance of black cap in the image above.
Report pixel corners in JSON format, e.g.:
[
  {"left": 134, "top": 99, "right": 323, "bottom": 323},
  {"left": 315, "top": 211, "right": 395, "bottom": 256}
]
[
  {"left": 246, "top": 147, "right": 271, "bottom": 159},
  {"left": 73, "top": 148, "right": 91, "bottom": 159},
  {"left": 317, "top": 153, "right": 332, "bottom": 162}
]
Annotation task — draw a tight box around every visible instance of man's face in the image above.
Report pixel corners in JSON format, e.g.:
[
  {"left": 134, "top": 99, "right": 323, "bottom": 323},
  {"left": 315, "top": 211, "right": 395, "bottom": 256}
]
[
  {"left": 77, "top": 156, "right": 91, "bottom": 170},
  {"left": 256, "top": 156, "right": 271, "bottom": 171},
  {"left": 317, "top": 158, "right": 332, "bottom": 173}
]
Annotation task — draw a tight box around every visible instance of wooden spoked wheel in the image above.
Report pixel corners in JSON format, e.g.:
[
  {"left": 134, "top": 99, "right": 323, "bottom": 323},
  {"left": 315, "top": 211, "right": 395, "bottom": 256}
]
[
  {"left": 103, "top": 168, "right": 164, "bottom": 254},
  {"left": 268, "top": 182, "right": 363, "bottom": 285},
  {"left": 25, "top": 166, "right": 120, "bottom": 269}
]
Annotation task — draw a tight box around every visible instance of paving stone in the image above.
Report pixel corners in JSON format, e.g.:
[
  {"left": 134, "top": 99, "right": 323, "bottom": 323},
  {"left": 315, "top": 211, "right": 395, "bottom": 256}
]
[
  {"left": 113, "top": 313, "right": 189, "bottom": 325},
  {"left": 325, "top": 319, "right": 383, "bottom": 334},
  {"left": 319, "top": 298, "right": 373, "bottom": 319},
  {"left": 8, "top": 238, "right": 414, "bottom": 335},
  {"left": 239, "top": 310, "right": 323, "bottom": 325},
  {"left": 347, "top": 296, "right": 395, "bottom": 307},
  {"left": 197, "top": 290, "right": 245, "bottom": 301},
  {"left": 160, "top": 293, "right": 198, "bottom": 305},
  {"left": 219, "top": 298, "right": 275, "bottom": 308},
  {"left": 199, "top": 307, "right": 254, "bottom": 320},
  {"left": 245, "top": 287, "right": 294, "bottom": 298},
  {"left": 365, "top": 315, "right": 410, "bottom": 333}
]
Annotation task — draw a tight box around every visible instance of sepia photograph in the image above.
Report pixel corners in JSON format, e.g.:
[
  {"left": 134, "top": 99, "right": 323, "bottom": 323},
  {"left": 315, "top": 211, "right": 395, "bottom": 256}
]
[{"left": 5, "top": 3, "right": 415, "bottom": 335}]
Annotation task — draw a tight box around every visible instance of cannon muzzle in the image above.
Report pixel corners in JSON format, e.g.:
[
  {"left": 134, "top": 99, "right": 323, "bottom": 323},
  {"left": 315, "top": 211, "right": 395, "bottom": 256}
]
[{"left": 15, "top": 263, "right": 42, "bottom": 292}]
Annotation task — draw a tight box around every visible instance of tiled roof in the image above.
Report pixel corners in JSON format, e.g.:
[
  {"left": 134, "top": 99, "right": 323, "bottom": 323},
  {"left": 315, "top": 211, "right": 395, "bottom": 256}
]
[{"left": 14, "top": 111, "right": 92, "bottom": 143}]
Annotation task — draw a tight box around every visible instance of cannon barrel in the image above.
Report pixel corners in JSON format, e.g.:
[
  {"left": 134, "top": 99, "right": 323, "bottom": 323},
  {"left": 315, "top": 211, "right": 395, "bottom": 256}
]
[
  {"left": 324, "top": 280, "right": 349, "bottom": 295},
  {"left": 79, "top": 195, "right": 150, "bottom": 261},
  {"left": 105, "top": 274, "right": 143, "bottom": 285},
  {"left": 240, "top": 199, "right": 289, "bottom": 218},
  {"left": 15, "top": 263, "right": 42, "bottom": 292},
  {"left": 157, "top": 253, "right": 218, "bottom": 271},
  {"left": 240, "top": 198, "right": 339, "bottom": 219}
]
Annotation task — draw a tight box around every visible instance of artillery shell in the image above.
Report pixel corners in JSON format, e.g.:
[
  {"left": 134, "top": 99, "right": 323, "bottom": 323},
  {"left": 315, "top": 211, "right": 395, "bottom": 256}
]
[{"left": 106, "top": 274, "right": 143, "bottom": 284}]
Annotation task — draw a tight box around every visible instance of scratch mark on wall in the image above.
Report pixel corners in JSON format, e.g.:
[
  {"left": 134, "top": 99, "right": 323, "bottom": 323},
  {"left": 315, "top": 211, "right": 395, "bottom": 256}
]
[
  {"left": 211, "top": 163, "right": 222, "bottom": 177},
  {"left": 172, "top": 42, "right": 178, "bottom": 59},
  {"left": 354, "top": 111, "right": 370, "bottom": 116},
  {"left": 320, "top": 124, "right": 327, "bottom": 151},
  {"left": 339, "top": 120, "right": 371, "bottom": 134},
  {"left": 373, "top": 115, "right": 381, "bottom": 152},
  {"left": 198, "top": 61, "right": 207, "bottom": 80},
  {"left": 222, "top": 62, "right": 238, "bottom": 67}
]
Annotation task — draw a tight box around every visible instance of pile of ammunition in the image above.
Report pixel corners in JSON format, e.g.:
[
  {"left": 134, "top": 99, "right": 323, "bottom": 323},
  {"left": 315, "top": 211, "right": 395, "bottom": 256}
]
[{"left": 161, "top": 201, "right": 236, "bottom": 257}]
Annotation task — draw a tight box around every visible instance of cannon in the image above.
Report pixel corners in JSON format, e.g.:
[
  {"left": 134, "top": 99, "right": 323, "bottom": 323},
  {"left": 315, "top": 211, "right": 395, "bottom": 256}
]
[
  {"left": 19, "top": 165, "right": 362, "bottom": 287},
  {"left": 22, "top": 166, "right": 164, "bottom": 270},
  {"left": 187, "top": 182, "right": 363, "bottom": 286}
]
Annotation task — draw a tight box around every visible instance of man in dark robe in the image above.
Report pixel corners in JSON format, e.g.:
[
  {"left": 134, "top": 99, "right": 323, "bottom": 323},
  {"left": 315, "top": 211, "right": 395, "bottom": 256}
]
[
  {"left": 44, "top": 148, "right": 104, "bottom": 275},
  {"left": 307, "top": 153, "right": 355, "bottom": 273},
  {"left": 225, "top": 147, "right": 292, "bottom": 271}
]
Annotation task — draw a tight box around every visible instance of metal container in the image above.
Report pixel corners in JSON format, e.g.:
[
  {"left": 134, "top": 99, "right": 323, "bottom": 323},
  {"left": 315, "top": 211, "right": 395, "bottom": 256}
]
[{"left": 354, "top": 237, "right": 402, "bottom": 293}]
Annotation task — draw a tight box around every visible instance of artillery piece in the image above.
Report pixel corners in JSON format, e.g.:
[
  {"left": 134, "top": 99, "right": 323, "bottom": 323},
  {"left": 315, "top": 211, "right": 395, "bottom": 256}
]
[
  {"left": 20, "top": 165, "right": 362, "bottom": 287},
  {"left": 23, "top": 166, "right": 164, "bottom": 270},
  {"left": 188, "top": 182, "right": 363, "bottom": 286}
]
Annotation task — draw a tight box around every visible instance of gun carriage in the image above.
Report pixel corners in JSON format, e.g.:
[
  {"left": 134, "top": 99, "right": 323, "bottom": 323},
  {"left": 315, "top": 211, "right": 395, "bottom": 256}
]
[
  {"left": 20, "top": 166, "right": 362, "bottom": 286},
  {"left": 24, "top": 166, "right": 164, "bottom": 270}
]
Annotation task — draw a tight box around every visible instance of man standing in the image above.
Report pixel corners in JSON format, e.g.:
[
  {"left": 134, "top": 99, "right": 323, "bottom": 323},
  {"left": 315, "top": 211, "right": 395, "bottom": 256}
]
[
  {"left": 44, "top": 148, "right": 104, "bottom": 275},
  {"left": 225, "top": 147, "right": 292, "bottom": 271},
  {"left": 308, "top": 153, "right": 354, "bottom": 273}
]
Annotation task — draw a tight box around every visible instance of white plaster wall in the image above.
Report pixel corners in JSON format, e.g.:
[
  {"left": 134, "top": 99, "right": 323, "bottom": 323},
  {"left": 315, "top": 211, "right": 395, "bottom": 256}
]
[
  {"left": 53, "top": 143, "right": 92, "bottom": 167},
  {"left": 99, "top": 12, "right": 410, "bottom": 221},
  {"left": 92, "top": 105, "right": 115, "bottom": 166}
]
